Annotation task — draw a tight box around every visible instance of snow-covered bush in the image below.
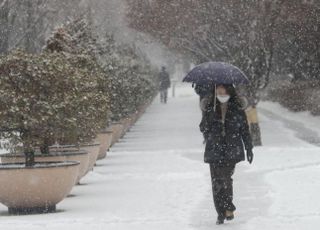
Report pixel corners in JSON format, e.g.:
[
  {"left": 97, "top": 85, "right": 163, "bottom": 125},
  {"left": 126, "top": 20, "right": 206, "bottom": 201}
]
[
  {"left": 47, "top": 18, "right": 157, "bottom": 124},
  {"left": 268, "top": 80, "right": 320, "bottom": 113},
  {"left": 0, "top": 50, "right": 109, "bottom": 165},
  {"left": 103, "top": 43, "right": 157, "bottom": 122},
  {"left": 45, "top": 19, "right": 112, "bottom": 128}
]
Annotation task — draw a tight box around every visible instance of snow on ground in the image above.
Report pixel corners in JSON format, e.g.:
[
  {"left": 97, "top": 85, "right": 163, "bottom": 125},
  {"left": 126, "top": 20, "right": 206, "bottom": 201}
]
[
  {"left": 1, "top": 84, "right": 320, "bottom": 229},
  {"left": 0, "top": 140, "right": 8, "bottom": 154},
  {"left": 0, "top": 148, "right": 6, "bottom": 154}
]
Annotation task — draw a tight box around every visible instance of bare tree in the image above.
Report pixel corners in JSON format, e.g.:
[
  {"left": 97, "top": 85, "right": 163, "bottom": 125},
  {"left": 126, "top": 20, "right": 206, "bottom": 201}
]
[
  {"left": 0, "top": 0, "right": 10, "bottom": 53},
  {"left": 127, "top": 0, "right": 287, "bottom": 103},
  {"left": 274, "top": 0, "right": 320, "bottom": 82},
  {"left": 126, "top": 0, "right": 297, "bottom": 146},
  {"left": 1, "top": 0, "right": 83, "bottom": 53}
]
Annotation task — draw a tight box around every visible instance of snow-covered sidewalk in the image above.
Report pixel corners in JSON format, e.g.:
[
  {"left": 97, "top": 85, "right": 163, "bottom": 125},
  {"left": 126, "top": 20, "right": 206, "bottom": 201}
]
[{"left": 1, "top": 85, "right": 320, "bottom": 230}]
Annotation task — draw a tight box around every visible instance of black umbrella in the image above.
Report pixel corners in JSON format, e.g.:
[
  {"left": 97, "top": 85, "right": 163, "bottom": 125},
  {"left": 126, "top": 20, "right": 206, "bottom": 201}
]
[
  {"left": 183, "top": 62, "right": 249, "bottom": 85},
  {"left": 183, "top": 62, "right": 249, "bottom": 112}
]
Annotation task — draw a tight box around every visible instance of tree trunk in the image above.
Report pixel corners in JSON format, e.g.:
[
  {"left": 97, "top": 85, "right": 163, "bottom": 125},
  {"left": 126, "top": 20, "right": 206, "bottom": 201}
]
[
  {"left": 21, "top": 130, "right": 35, "bottom": 167},
  {"left": 40, "top": 138, "right": 50, "bottom": 154},
  {"left": 24, "top": 149, "right": 35, "bottom": 167},
  {"left": 0, "top": 0, "right": 9, "bottom": 53},
  {"left": 246, "top": 107, "right": 262, "bottom": 146},
  {"left": 24, "top": 1, "right": 36, "bottom": 53}
]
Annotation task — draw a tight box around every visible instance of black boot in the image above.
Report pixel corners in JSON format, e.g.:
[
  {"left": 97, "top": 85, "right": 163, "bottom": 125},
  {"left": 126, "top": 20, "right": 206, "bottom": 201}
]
[{"left": 216, "top": 215, "right": 225, "bottom": 225}]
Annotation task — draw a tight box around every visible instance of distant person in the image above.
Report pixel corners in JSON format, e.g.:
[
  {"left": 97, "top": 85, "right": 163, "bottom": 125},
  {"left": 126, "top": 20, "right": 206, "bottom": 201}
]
[
  {"left": 199, "top": 84, "right": 253, "bottom": 225},
  {"left": 158, "top": 66, "right": 171, "bottom": 104}
]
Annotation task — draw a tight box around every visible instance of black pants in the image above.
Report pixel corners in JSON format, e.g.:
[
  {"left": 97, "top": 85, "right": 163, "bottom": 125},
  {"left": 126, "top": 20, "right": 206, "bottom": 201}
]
[
  {"left": 209, "top": 164, "right": 236, "bottom": 217},
  {"left": 160, "top": 89, "right": 168, "bottom": 103}
]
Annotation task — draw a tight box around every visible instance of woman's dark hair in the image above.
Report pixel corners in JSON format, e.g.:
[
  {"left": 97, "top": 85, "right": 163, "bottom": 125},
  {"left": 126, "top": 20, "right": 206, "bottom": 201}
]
[
  {"left": 214, "top": 84, "right": 242, "bottom": 107},
  {"left": 218, "top": 84, "right": 237, "bottom": 98},
  {"left": 200, "top": 84, "right": 244, "bottom": 114}
]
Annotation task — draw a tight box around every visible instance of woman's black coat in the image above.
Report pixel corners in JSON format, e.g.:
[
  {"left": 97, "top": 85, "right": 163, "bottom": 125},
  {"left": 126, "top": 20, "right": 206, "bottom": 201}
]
[{"left": 199, "top": 96, "right": 253, "bottom": 166}]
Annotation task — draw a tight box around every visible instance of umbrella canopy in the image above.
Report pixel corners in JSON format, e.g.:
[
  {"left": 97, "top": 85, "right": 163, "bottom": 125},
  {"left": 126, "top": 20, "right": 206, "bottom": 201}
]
[{"left": 183, "top": 62, "right": 249, "bottom": 85}]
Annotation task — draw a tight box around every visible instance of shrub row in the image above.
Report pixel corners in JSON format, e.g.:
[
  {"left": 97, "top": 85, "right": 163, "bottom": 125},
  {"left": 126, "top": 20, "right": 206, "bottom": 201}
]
[
  {"left": 0, "top": 18, "right": 157, "bottom": 160},
  {"left": 267, "top": 80, "right": 320, "bottom": 115}
]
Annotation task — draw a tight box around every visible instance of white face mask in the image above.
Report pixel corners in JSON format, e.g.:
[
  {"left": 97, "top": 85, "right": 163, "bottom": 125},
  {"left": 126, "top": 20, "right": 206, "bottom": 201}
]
[{"left": 217, "top": 95, "right": 230, "bottom": 103}]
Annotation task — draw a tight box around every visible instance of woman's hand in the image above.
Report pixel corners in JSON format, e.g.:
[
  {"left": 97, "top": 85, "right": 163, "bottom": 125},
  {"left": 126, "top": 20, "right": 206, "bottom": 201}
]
[{"left": 246, "top": 149, "right": 254, "bottom": 164}]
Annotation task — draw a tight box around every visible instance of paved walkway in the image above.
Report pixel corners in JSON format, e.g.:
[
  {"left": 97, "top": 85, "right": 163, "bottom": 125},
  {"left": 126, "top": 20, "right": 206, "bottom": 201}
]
[{"left": 1, "top": 85, "right": 319, "bottom": 230}]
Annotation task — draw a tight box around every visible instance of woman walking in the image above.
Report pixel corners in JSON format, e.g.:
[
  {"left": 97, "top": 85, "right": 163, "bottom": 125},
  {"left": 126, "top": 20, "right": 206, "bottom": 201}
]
[{"left": 199, "top": 84, "right": 253, "bottom": 225}]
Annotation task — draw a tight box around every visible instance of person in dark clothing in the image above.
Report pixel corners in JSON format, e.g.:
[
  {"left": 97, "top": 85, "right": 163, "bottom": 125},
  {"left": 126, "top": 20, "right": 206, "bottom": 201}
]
[
  {"left": 199, "top": 84, "right": 253, "bottom": 225},
  {"left": 158, "top": 66, "right": 171, "bottom": 103},
  {"left": 193, "top": 83, "right": 213, "bottom": 101}
]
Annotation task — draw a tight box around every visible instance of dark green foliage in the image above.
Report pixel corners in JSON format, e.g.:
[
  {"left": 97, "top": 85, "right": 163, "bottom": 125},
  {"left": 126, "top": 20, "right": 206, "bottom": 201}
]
[{"left": 0, "top": 50, "right": 109, "bottom": 163}]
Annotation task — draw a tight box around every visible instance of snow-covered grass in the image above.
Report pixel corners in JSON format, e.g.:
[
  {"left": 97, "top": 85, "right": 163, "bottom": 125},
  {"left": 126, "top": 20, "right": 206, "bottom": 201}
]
[
  {"left": 260, "top": 101, "right": 320, "bottom": 145},
  {"left": 242, "top": 101, "right": 320, "bottom": 230},
  {"left": 0, "top": 85, "right": 320, "bottom": 230}
]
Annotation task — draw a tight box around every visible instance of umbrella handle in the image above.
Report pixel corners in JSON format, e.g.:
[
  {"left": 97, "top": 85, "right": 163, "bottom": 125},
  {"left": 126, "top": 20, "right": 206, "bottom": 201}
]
[{"left": 214, "top": 84, "right": 217, "bottom": 112}]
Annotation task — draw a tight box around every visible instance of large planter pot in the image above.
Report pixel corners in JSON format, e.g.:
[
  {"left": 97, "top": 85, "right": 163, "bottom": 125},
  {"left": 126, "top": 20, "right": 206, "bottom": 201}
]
[
  {"left": 95, "top": 131, "right": 113, "bottom": 160},
  {"left": 137, "top": 104, "right": 148, "bottom": 119},
  {"left": 0, "top": 150, "right": 89, "bottom": 185},
  {"left": 131, "top": 111, "right": 140, "bottom": 126},
  {"left": 48, "top": 148, "right": 90, "bottom": 184},
  {"left": 120, "top": 118, "right": 132, "bottom": 137},
  {"left": 109, "top": 122, "right": 124, "bottom": 146},
  {"left": 80, "top": 143, "right": 100, "bottom": 174},
  {"left": 49, "top": 143, "right": 100, "bottom": 180},
  {"left": 0, "top": 161, "right": 79, "bottom": 214},
  {"left": 130, "top": 112, "right": 139, "bottom": 126}
]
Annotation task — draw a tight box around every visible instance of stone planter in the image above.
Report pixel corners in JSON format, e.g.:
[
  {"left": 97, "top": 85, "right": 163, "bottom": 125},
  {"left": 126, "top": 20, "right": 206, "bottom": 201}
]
[
  {"left": 50, "top": 143, "right": 100, "bottom": 176},
  {"left": 0, "top": 150, "right": 89, "bottom": 185},
  {"left": 137, "top": 103, "right": 148, "bottom": 119},
  {"left": 109, "top": 122, "right": 124, "bottom": 146},
  {"left": 80, "top": 143, "right": 100, "bottom": 174},
  {"left": 130, "top": 112, "right": 139, "bottom": 126},
  {"left": 95, "top": 131, "right": 113, "bottom": 160},
  {"left": 48, "top": 147, "right": 94, "bottom": 183},
  {"left": 120, "top": 117, "right": 132, "bottom": 137},
  {"left": 0, "top": 161, "right": 79, "bottom": 214}
]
